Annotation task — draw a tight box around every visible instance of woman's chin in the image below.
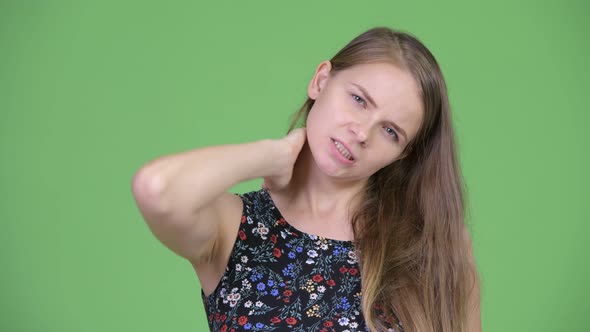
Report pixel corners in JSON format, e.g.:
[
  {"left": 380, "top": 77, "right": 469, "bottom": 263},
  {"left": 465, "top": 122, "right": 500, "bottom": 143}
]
[
  {"left": 307, "top": 140, "right": 356, "bottom": 178},
  {"left": 312, "top": 156, "right": 356, "bottom": 179}
]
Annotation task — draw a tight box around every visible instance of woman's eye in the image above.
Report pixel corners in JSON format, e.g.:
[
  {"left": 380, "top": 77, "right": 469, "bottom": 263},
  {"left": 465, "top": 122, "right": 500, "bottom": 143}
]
[
  {"left": 384, "top": 126, "right": 399, "bottom": 141},
  {"left": 352, "top": 94, "right": 366, "bottom": 107}
]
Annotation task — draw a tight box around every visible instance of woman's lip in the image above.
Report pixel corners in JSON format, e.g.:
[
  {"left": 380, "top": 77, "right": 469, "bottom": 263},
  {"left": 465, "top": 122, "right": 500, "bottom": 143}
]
[
  {"left": 331, "top": 138, "right": 355, "bottom": 161},
  {"left": 330, "top": 138, "right": 355, "bottom": 165}
]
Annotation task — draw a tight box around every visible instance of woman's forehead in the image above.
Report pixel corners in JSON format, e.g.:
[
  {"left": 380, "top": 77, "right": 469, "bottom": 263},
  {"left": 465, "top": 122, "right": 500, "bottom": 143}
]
[
  {"left": 337, "top": 63, "right": 414, "bottom": 86},
  {"left": 338, "top": 64, "right": 422, "bottom": 110}
]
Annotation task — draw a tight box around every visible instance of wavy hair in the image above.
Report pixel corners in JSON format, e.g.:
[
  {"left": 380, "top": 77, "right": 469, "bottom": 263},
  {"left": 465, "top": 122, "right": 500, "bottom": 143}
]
[{"left": 288, "top": 27, "right": 478, "bottom": 332}]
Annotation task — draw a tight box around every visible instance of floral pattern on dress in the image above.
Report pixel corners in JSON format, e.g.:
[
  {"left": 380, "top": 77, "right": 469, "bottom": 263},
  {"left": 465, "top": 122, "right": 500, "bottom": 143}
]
[{"left": 201, "top": 189, "right": 403, "bottom": 332}]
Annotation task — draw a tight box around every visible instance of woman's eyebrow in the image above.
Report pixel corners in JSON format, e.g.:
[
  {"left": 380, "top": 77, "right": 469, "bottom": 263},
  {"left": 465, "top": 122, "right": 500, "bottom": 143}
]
[
  {"left": 350, "top": 82, "right": 408, "bottom": 141},
  {"left": 351, "top": 83, "right": 378, "bottom": 109}
]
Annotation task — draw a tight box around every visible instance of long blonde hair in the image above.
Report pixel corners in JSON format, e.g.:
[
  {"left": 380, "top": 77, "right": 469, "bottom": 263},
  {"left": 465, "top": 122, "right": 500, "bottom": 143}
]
[{"left": 288, "top": 27, "right": 478, "bottom": 332}]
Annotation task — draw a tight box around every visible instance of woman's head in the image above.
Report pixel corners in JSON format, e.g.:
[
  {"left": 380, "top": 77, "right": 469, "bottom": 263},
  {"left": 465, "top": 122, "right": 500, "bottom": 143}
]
[
  {"left": 290, "top": 27, "right": 474, "bottom": 332},
  {"left": 305, "top": 60, "right": 424, "bottom": 183},
  {"left": 290, "top": 26, "right": 450, "bottom": 185}
]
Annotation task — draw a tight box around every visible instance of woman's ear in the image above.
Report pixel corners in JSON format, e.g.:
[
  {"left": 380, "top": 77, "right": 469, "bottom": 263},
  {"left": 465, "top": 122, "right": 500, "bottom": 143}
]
[{"left": 307, "top": 60, "right": 332, "bottom": 100}]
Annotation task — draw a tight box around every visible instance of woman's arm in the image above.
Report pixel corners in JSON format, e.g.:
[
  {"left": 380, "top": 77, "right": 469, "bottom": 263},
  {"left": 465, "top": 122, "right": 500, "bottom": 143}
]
[{"left": 130, "top": 128, "right": 306, "bottom": 265}]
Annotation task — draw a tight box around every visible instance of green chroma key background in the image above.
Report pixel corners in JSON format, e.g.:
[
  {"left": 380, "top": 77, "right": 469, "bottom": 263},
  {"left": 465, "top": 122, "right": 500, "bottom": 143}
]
[{"left": 1, "top": 1, "right": 587, "bottom": 331}]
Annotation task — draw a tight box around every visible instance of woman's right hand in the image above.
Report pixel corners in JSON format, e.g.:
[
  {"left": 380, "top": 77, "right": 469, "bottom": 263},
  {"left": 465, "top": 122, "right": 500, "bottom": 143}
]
[{"left": 262, "top": 127, "right": 307, "bottom": 192}]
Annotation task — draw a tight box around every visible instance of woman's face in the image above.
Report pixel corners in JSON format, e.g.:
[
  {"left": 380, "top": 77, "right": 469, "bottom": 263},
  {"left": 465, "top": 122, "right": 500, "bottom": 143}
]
[{"left": 305, "top": 61, "right": 424, "bottom": 182}]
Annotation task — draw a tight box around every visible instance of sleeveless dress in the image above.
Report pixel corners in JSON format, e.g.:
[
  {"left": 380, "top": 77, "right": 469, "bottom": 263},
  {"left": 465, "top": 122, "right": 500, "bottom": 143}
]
[{"left": 201, "top": 189, "right": 404, "bottom": 332}]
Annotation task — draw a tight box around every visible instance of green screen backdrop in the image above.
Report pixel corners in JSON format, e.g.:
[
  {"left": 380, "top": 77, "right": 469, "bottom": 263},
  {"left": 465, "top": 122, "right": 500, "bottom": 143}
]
[{"left": 1, "top": 1, "right": 588, "bottom": 331}]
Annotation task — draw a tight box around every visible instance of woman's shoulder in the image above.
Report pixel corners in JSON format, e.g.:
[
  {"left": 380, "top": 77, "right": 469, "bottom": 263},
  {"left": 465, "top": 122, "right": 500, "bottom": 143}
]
[
  {"left": 235, "top": 188, "right": 278, "bottom": 226},
  {"left": 236, "top": 188, "right": 264, "bottom": 203}
]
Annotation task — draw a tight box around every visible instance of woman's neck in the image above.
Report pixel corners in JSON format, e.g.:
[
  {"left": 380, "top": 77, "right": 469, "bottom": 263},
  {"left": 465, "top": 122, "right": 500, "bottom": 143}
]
[{"left": 278, "top": 142, "right": 366, "bottom": 222}]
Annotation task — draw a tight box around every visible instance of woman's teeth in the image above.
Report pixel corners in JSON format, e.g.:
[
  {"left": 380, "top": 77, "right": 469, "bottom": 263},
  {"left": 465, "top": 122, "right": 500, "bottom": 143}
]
[{"left": 333, "top": 140, "right": 353, "bottom": 160}]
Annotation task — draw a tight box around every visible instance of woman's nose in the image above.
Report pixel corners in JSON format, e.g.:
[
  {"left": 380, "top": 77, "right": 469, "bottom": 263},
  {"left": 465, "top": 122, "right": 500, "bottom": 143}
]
[{"left": 349, "top": 122, "right": 368, "bottom": 145}]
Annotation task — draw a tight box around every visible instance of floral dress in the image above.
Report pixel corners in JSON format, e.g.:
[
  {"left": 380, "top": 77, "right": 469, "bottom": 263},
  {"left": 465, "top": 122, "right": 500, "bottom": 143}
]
[{"left": 201, "top": 189, "right": 404, "bottom": 332}]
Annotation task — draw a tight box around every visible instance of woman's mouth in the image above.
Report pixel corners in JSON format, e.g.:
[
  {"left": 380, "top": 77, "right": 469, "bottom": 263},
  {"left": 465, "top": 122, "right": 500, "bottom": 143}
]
[{"left": 331, "top": 138, "right": 354, "bottom": 161}]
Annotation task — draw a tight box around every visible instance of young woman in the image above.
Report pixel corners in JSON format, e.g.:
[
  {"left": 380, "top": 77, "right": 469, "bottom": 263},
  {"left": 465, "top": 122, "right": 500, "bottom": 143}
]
[{"left": 131, "top": 27, "right": 481, "bottom": 332}]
